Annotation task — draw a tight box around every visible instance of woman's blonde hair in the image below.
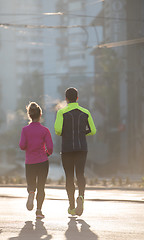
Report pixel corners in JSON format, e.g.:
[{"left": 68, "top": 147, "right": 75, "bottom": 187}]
[{"left": 26, "top": 102, "right": 42, "bottom": 123}]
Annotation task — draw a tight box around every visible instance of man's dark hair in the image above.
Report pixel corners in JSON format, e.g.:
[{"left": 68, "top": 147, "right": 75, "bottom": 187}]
[{"left": 65, "top": 87, "right": 78, "bottom": 102}]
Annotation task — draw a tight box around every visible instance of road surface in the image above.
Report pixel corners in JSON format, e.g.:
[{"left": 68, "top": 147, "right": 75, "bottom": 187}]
[{"left": 0, "top": 186, "right": 144, "bottom": 240}]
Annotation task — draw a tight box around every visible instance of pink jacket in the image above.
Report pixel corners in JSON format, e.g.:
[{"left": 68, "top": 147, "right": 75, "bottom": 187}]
[{"left": 19, "top": 122, "right": 53, "bottom": 164}]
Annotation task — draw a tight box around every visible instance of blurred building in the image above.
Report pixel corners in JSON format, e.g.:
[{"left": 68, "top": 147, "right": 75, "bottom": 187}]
[
  {"left": 126, "top": 0, "right": 144, "bottom": 173},
  {"left": 91, "top": 0, "right": 144, "bottom": 175},
  {"left": 0, "top": 0, "right": 44, "bottom": 133},
  {"left": 0, "top": 0, "right": 101, "bottom": 134},
  {"left": 42, "top": 0, "right": 60, "bottom": 137},
  {"left": 55, "top": 0, "right": 99, "bottom": 102},
  {"left": 0, "top": 0, "right": 44, "bottom": 172}
]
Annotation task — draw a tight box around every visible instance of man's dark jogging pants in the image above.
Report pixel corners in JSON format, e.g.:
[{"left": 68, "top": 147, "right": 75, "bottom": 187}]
[{"left": 61, "top": 151, "right": 87, "bottom": 209}]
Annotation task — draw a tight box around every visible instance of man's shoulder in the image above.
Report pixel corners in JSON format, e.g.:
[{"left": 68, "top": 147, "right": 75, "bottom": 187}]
[
  {"left": 57, "top": 105, "right": 69, "bottom": 114},
  {"left": 78, "top": 105, "right": 90, "bottom": 115}
]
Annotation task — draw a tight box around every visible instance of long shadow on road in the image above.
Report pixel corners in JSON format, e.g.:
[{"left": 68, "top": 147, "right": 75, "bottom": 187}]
[
  {"left": 7, "top": 217, "right": 98, "bottom": 240},
  {"left": 65, "top": 217, "right": 98, "bottom": 240},
  {"left": 8, "top": 220, "right": 52, "bottom": 240}
]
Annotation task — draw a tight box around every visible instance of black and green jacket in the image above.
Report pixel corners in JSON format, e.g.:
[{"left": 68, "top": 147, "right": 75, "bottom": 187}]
[{"left": 54, "top": 102, "right": 96, "bottom": 153}]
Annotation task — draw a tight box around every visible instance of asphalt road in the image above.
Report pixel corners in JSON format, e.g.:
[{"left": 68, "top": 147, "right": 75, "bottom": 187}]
[{"left": 0, "top": 187, "right": 144, "bottom": 240}]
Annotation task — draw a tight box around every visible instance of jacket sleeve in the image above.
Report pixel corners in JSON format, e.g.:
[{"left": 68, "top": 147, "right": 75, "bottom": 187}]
[
  {"left": 19, "top": 128, "right": 27, "bottom": 150},
  {"left": 54, "top": 109, "right": 63, "bottom": 136},
  {"left": 86, "top": 111, "right": 96, "bottom": 136},
  {"left": 45, "top": 128, "right": 53, "bottom": 156}
]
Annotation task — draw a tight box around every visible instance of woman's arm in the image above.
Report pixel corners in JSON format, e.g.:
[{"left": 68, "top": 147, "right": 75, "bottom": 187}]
[{"left": 19, "top": 128, "right": 27, "bottom": 150}]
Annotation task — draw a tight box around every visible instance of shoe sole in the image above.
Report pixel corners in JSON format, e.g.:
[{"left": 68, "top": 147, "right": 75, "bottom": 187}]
[
  {"left": 36, "top": 215, "right": 45, "bottom": 219},
  {"left": 75, "top": 197, "right": 84, "bottom": 216},
  {"left": 26, "top": 194, "right": 34, "bottom": 211},
  {"left": 26, "top": 201, "right": 34, "bottom": 211}
]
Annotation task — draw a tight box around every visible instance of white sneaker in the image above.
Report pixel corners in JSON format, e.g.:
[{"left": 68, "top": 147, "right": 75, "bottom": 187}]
[
  {"left": 26, "top": 192, "right": 35, "bottom": 211},
  {"left": 36, "top": 210, "right": 45, "bottom": 219},
  {"left": 75, "top": 196, "right": 84, "bottom": 216}
]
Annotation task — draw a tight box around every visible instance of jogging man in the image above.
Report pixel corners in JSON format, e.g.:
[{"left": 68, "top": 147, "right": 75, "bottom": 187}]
[{"left": 54, "top": 87, "right": 96, "bottom": 216}]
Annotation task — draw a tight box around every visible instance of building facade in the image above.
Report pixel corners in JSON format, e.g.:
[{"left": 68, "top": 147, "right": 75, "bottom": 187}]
[
  {"left": 0, "top": 0, "right": 44, "bottom": 133},
  {"left": 91, "top": 0, "right": 144, "bottom": 175}
]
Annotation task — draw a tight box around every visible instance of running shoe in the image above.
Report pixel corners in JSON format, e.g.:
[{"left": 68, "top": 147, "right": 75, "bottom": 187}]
[
  {"left": 75, "top": 196, "right": 84, "bottom": 216},
  {"left": 68, "top": 207, "right": 76, "bottom": 216},
  {"left": 36, "top": 210, "right": 45, "bottom": 219},
  {"left": 26, "top": 191, "right": 35, "bottom": 211}
]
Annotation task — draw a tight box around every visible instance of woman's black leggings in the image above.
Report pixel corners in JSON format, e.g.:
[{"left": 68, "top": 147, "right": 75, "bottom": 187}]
[
  {"left": 61, "top": 151, "right": 87, "bottom": 209},
  {"left": 25, "top": 160, "right": 49, "bottom": 210}
]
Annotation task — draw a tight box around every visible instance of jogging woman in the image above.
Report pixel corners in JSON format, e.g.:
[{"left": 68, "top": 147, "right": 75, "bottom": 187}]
[{"left": 19, "top": 102, "right": 53, "bottom": 219}]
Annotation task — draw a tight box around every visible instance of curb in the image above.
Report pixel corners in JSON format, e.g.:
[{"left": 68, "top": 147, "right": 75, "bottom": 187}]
[{"left": 0, "top": 184, "right": 144, "bottom": 192}]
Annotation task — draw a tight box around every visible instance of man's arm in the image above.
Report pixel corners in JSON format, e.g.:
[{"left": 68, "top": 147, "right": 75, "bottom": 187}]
[
  {"left": 86, "top": 112, "right": 96, "bottom": 136},
  {"left": 54, "top": 109, "right": 64, "bottom": 136}
]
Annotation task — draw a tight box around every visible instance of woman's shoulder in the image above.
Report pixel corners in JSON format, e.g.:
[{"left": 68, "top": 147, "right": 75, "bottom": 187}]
[
  {"left": 40, "top": 123, "right": 50, "bottom": 132},
  {"left": 22, "top": 124, "right": 29, "bottom": 130}
]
